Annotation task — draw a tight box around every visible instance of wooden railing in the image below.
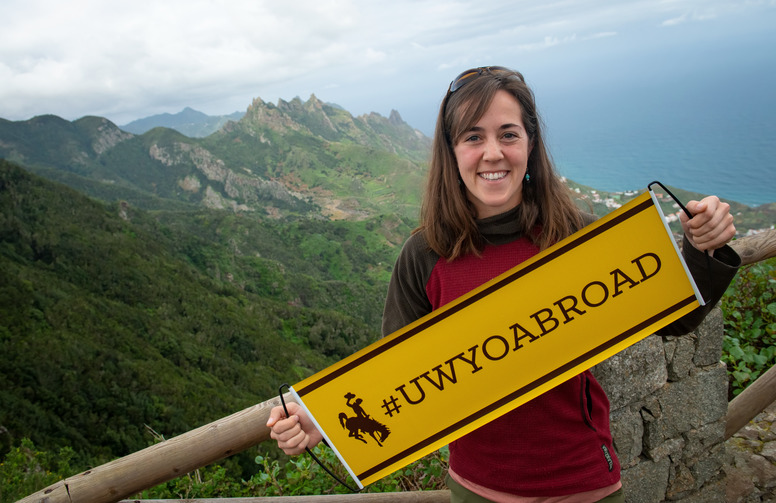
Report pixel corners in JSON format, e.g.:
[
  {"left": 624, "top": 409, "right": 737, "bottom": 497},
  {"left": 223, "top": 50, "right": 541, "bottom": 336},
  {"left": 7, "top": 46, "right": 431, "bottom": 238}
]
[
  {"left": 724, "top": 229, "right": 776, "bottom": 438},
  {"left": 729, "top": 228, "right": 776, "bottom": 266},
  {"left": 119, "top": 494, "right": 450, "bottom": 503},
  {"left": 18, "top": 230, "right": 776, "bottom": 503},
  {"left": 725, "top": 364, "right": 776, "bottom": 439}
]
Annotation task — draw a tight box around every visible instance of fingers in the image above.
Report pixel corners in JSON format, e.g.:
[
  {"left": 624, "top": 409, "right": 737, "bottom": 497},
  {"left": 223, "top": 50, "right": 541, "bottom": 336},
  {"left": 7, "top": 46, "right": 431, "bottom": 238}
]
[
  {"left": 268, "top": 411, "right": 307, "bottom": 455},
  {"left": 270, "top": 415, "right": 312, "bottom": 455},
  {"left": 266, "top": 402, "right": 301, "bottom": 427},
  {"left": 680, "top": 196, "right": 736, "bottom": 252},
  {"left": 265, "top": 405, "right": 284, "bottom": 428},
  {"left": 266, "top": 403, "right": 321, "bottom": 456}
]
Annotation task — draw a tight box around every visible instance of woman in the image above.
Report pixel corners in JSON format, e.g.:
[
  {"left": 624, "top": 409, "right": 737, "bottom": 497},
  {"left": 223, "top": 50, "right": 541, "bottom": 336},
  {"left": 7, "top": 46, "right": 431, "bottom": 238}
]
[{"left": 268, "top": 66, "right": 740, "bottom": 502}]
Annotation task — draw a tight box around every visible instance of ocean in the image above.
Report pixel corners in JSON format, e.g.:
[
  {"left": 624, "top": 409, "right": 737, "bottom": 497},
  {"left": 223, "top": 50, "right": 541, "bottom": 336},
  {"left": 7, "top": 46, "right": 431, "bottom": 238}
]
[
  {"left": 539, "top": 81, "right": 776, "bottom": 207},
  {"left": 519, "top": 26, "right": 776, "bottom": 208}
]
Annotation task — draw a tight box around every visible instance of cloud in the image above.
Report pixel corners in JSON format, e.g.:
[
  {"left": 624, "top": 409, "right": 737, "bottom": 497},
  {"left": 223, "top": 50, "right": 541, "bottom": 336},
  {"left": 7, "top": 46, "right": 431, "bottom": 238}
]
[
  {"left": 516, "top": 34, "right": 579, "bottom": 52},
  {"left": 0, "top": 0, "right": 773, "bottom": 129},
  {"left": 2, "top": 1, "right": 365, "bottom": 118},
  {"left": 658, "top": 2, "right": 762, "bottom": 27},
  {"left": 660, "top": 10, "right": 719, "bottom": 27},
  {"left": 585, "top": 31, "right": 618, "bottom": 40}
]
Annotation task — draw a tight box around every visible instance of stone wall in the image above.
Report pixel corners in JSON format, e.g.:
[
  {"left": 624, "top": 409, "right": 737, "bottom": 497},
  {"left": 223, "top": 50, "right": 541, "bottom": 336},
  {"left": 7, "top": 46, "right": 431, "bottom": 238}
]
[{"left": 592, "top": 307, "right": 728, "bottom": 502}]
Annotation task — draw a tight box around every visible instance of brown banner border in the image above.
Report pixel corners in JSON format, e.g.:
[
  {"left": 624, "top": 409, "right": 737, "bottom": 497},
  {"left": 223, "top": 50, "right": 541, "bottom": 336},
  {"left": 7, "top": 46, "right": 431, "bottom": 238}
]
[
  {"left": 355, "top": 294, "right": 696, "bottom": 480},
  {"left": 296, "top": 197, "right": 655, "bottom": 398}
]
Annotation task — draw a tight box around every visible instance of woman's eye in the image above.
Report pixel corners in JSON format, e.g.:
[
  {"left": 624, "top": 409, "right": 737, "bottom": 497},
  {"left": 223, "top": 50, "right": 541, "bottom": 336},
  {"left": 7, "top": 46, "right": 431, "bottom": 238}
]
[{"left": 463, "top": 134, "right": 481, "bottom": 142}]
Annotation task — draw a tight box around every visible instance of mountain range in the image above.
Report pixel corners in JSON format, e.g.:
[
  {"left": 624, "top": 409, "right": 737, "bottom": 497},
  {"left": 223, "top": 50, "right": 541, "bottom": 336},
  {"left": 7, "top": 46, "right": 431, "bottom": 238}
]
[
  {"left": 0, "top": 94, "right": 431, "bottom": 223},
  {"left": 120, "top": 107, "right": 245, "bottom": 138},
  {"left": 2, "top": 93, "right": 772, "bottom": 230}
]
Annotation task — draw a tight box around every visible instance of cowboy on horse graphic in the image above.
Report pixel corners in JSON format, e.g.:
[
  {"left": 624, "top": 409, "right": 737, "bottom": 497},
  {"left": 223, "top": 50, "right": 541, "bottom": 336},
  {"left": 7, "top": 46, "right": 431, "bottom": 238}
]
[{"left": 339, "top": 393, "right": 391, "bottom": 447}]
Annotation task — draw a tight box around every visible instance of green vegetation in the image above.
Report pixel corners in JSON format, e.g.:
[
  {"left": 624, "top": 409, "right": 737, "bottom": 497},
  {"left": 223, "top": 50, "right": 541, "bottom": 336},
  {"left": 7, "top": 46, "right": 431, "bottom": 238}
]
[
  {"left": 1, "top": 97, "right": 774, "bottom": 500},
  {"left": 4, "top": 157, "right": 773, "bottom": 500},
  {"left": 721, "top": 257, "right": 776, "bottom": 397},
  {"left": 0, "top": 160, "right": 413, "bottom": 496},
  {"left": 0, "top": 438, "right": 447, "bottom": 502},
  {"left": 0, "top": 439, "right": 76, "bottom": 502}
]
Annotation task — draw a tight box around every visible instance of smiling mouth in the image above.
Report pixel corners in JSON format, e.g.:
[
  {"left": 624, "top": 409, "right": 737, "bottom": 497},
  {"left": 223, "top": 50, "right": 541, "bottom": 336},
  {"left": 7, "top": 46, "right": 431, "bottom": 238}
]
[{"left": 479, "top": 171, "right": 508, "bottom": 181}]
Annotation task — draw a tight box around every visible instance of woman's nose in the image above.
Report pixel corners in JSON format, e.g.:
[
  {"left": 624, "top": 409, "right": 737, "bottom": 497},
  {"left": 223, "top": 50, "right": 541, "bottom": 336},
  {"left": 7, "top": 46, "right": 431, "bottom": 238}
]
[{"left": 483, "top": 138, "right": 504, "bottom": 161}]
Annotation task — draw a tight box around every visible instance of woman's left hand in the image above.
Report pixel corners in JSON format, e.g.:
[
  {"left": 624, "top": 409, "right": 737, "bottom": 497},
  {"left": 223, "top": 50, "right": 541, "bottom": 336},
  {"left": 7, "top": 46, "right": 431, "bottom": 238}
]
[{"left": 679, "top": 195, "right": 736, "bottom": 254}]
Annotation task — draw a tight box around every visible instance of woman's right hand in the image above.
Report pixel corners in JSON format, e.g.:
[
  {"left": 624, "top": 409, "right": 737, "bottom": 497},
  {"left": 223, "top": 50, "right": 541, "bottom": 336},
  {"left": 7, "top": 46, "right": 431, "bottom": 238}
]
[{"left": 266, "top": 402, "right": 324, "bottom": 455}]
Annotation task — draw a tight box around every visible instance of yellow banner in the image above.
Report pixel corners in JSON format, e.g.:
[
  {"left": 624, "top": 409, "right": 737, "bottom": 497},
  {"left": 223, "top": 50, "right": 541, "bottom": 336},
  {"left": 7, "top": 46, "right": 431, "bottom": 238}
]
[{"left": 290, "top": 190, "right": 703, "bottom": 488}]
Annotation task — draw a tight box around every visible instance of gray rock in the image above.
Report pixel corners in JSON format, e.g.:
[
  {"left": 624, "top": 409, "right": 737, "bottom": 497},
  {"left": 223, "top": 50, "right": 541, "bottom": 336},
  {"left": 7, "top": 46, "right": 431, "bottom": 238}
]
[
  {"left": 762, "top": 441, "right": 776, "bottom": 463},
  {"left": 692, "top": 307, "right": 725, "bottom": 367},
  {"left": 667, "top": 335, "right": 696, "bottom": 381},
  {"left": 593, "top": 336, "right": 667, "bottom": 410},
  {"left": 622, "top": 457, "right": 670, "bottom": 503},
  {"left": 610, "top": 405, "right": 644, "bottom": 466}
]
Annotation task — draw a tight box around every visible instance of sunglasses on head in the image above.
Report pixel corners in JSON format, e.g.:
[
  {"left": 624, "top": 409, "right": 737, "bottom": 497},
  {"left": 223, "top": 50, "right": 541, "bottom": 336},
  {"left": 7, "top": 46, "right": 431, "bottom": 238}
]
[{"left": 448, "top": 66, "right": 519, "bottom": 93}]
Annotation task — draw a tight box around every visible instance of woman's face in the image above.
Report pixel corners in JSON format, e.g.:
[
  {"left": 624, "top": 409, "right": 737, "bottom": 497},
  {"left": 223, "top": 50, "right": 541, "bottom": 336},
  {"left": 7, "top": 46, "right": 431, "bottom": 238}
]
[{"left": 453, "top": 90, "right": 532, "bottom": 219}]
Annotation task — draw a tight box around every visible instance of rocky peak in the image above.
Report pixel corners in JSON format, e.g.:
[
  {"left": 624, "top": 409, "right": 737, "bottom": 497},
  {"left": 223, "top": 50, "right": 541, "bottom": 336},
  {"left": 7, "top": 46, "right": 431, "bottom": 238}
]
[
  {"left": 277, "top": 96, "right": 305, "bottom": 112},
  {"left": 304, "top": 93, "right": 325, "bottom": 112},
  {"left": 244, "top": 97, "right": 304, "bottom": 133},
  {"left": 237, "top": 95, "right": 429, "bottom": 159},
  {"left": 388, "top": 110, "right": 405, "bottom": 127}
]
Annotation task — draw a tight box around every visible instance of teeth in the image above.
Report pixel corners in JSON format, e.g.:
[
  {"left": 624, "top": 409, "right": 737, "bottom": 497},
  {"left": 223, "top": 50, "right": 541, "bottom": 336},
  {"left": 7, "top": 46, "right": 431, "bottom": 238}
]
[{"left": 480, "top": 171, "right": 507, "bottom": 181}]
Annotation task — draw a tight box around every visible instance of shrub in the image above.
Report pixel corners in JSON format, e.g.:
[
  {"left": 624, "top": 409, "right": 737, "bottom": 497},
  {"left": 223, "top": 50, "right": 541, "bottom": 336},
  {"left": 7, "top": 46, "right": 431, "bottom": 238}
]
[
  {"left": 2, "top": 438, "right": 448, "bottom": 501},
  {"left": 0, "top": 438, "right": 75, "bottom": 503},
  {"left": 720, "top": 257, "right": 776, "bottom": 397}
]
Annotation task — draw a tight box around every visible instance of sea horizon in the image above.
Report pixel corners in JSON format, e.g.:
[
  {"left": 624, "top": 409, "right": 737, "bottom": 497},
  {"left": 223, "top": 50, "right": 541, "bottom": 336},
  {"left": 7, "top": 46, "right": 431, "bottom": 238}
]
[{"left": 539, "top": 75, "right": 775, "bottom": 207}]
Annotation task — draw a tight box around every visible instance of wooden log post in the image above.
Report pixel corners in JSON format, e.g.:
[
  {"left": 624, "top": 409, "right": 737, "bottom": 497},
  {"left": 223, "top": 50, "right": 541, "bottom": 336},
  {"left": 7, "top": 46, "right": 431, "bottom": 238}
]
[
  {"left": 650, "top": 229, "right": 776, "bottom": 442},
  {"left": 119, "top": 493, "right": 451, "bottom": 503},
  {"left": 18, "top": 394, "right": 294, "bottom": 503},
  {"left": 730, "top": 228, "right": 776, "bottom": 266},
  {"left": 725, "top": 363, "right": 776, "bottom": 439},
  {"left": 723, "top": 228, "right": 776, "bottom": 438}
]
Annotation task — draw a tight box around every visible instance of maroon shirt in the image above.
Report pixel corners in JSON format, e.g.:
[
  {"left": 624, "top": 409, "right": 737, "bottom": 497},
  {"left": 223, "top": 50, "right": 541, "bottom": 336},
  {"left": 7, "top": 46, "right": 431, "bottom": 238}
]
[{"left": 428, "top": 236, "right": 620, "bottom": 496}]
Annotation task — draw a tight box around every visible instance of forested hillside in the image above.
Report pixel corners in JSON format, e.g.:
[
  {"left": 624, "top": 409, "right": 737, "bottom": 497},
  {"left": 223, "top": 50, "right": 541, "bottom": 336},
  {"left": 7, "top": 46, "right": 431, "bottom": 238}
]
[
  {"left": 0, "top": 159, "right": 414, "bottom": 473},
  {"left": 0, "top": 94, "right": 431, "bottom": 494}
]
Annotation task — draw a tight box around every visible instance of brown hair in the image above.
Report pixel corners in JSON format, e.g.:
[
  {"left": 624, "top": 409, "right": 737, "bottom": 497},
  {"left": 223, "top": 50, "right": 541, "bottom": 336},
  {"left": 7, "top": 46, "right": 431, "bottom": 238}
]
[{"left": 418, "top": 68, "right": 583, "bottom": 260}]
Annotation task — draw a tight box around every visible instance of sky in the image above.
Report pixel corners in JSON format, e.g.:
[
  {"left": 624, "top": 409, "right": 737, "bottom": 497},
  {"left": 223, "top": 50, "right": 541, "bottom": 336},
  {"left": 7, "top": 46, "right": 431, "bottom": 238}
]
[{"left": 2, "top": 0, "right": 775, "bottom": 137}]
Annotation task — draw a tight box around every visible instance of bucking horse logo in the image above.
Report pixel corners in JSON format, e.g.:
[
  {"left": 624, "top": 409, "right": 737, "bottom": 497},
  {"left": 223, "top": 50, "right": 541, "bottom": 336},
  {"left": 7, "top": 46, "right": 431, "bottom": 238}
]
[{"left": 338, "top": 392, "right": 391, "bottom": 447}]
